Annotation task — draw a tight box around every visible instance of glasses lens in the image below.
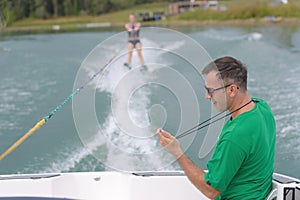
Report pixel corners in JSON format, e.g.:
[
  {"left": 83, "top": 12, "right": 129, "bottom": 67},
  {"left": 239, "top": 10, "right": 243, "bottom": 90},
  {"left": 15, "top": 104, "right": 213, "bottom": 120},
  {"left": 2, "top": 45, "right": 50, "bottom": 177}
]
[{"left": 205, "top": 87, "right": 213, "bottom": 96}]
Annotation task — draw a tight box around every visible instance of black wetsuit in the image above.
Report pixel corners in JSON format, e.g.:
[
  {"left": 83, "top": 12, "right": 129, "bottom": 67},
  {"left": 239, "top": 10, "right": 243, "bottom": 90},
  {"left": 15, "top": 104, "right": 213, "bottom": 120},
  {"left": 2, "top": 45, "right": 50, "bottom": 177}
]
[{"left": 128, "top": 23, "right": 141, "bottom": 48}]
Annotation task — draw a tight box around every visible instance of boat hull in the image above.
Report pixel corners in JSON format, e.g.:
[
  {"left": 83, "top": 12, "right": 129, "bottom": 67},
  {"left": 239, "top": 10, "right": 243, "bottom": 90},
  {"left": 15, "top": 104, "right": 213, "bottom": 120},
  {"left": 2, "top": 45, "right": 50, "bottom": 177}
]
[{"left": 0, "top": 171, "right": 299, "bottom": 200}]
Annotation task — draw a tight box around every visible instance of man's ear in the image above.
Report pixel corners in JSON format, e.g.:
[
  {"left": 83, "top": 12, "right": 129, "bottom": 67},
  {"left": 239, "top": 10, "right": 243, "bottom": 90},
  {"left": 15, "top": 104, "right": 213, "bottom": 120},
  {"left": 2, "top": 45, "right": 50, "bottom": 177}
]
[{"left": 229, "top": 84, "right": 238, "bottom": 97}]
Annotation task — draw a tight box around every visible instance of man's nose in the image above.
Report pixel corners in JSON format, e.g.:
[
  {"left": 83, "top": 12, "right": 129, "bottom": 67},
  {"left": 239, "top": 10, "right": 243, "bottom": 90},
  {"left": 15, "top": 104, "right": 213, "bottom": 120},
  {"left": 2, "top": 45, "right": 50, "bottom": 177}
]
[{"left": 205, "top": 90, "right": 211, "bottom": 99}]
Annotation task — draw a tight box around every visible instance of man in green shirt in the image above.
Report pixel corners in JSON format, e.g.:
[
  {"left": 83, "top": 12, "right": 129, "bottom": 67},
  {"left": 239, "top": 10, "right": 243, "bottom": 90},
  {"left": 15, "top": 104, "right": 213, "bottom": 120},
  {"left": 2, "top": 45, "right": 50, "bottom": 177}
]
[{"left": 157, "top": 56, "right": 276, "bottom": 199}]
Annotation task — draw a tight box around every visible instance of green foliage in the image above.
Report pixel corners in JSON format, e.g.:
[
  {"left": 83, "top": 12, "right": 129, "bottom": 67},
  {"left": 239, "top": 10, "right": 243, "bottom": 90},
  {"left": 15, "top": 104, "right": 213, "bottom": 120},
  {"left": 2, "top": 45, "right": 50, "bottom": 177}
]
[
  {"left": 0, "top": 0, "right": 151, "bottom": 25},
  {"left": 178, "top": 0, "right": 300, "bottom": 21},
  {"left": 1, "top": 0, "right": 300, "bottom": 28},
  {"left": 110, "top": 0, "right": 135, "bottom": 11},
  {"left": 0, "top": 1, "right": 16, "bottom": 26}
]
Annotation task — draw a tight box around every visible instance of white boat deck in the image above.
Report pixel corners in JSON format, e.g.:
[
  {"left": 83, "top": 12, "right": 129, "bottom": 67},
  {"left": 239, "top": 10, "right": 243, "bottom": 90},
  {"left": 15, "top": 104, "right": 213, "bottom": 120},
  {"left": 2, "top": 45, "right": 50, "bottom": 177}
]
[{"left": 0, "top": 171, "right": 299, "bottom": 200}]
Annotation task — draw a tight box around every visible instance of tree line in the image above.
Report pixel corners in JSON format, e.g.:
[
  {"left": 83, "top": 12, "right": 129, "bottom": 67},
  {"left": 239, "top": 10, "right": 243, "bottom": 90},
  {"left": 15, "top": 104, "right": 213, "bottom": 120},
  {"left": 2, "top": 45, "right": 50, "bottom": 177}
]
[{"left": 0, "top": 0, "right": 178, "bottom": 27}]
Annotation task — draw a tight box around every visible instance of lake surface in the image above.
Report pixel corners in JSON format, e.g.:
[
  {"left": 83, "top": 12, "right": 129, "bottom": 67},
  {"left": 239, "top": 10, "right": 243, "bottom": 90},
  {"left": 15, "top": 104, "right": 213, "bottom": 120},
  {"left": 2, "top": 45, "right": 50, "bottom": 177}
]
[{"left": 0, "top": 25, "right": 299, "bottom": 179}]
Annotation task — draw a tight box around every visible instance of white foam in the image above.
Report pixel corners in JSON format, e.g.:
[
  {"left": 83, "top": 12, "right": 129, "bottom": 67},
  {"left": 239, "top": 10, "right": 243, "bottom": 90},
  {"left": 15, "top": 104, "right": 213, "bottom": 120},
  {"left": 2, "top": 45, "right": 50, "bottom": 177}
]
[
  {"left": 95, "top": 65, "right": 176, "bottom": 170},
  {"left": 0, "top": 46, "right": 11, "bottom": 52},
  {"left": 247, "top": 32, "right": 263, "bottom": 41},
  {"left": 67, "top": 29, "right": 199, "bottom": 171},
  {"left": 62, "top": 41, "right": 180, "bottom": 171},
  {"left": 41, "top": 127, "right": 107, "bottom": 173},
  {"left": 200, "top": 29, "right": 262, "bottom": 41},
  {"left": 280, "top": 125, "right": 296, "bottom": 134}
]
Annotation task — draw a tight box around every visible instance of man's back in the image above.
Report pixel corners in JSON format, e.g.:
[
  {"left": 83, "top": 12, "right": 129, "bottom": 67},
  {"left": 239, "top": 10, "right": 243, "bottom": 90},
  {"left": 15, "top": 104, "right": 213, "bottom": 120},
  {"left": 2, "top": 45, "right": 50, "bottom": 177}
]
[{"left": 205, "top": 98, "right": 276, "bottom": 199}]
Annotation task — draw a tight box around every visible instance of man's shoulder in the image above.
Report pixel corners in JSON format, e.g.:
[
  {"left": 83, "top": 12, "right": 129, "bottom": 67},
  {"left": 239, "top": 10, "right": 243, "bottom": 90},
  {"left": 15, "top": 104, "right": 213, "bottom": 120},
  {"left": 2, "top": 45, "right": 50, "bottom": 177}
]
[
  {"left": 252, "top": 97, "right": 271, "bottom": 109},
  {"left": 220, "top": 97, "right": 275, "bottom": 142},
  {"left": 252, "top": 97, "right": 275, "bottom": 120}
]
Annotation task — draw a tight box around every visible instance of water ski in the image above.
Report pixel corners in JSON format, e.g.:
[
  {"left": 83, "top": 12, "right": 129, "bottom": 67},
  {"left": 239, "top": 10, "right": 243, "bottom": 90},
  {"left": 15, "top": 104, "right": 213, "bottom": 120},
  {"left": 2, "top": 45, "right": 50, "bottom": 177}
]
[
  {"left": 140, "top": 65, "right": 148, "bottom": 72},
  {"left": 123, "top": 63, "right": 132, "bottom": 69}
]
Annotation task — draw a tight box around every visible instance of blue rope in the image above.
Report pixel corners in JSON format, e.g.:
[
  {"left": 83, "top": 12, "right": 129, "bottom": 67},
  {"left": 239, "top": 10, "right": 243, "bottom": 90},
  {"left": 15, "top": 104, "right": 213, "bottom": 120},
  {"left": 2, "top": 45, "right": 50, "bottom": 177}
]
[
  {"left": 44, "top": 89, "right": 80, "bottom": 122},
  {"left": 42, "top": 54, "right": 116, "bottom": 122}
]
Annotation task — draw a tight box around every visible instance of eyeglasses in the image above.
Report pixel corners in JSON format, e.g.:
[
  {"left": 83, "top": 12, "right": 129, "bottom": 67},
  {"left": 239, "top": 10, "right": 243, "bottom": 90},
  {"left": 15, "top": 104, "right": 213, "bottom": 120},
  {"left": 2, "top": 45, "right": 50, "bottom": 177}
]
[{"left": 205, "top": 84, "right": 232, "bottom": 96}]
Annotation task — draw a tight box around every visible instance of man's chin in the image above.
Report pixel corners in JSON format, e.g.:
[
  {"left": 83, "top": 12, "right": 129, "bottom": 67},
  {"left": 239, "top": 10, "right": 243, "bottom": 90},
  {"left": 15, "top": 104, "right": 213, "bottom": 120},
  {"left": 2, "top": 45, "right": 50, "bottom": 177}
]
[
  {"left": 212, "top": 102, "right": 219, "bottom": 111},
  {"left": 213, "top": 103, "right": 225, "bottom": 113}
]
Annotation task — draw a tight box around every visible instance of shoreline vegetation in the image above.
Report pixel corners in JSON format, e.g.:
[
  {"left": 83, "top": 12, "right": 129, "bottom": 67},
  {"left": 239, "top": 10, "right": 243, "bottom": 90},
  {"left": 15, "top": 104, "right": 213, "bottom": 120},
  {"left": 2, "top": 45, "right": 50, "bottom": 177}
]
[
  {"left": 3, "top": 18, "right": 300, "bottom": 33},
  {"left": 1, "top": 1, "right": 300, "bottom": 33}
]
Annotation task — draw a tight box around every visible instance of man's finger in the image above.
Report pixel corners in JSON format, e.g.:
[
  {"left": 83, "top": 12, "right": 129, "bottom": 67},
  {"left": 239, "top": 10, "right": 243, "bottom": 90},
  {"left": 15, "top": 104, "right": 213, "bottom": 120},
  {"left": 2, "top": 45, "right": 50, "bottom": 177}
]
[{"left": 161, "top": 130, "right": 173, "bottom": 139}]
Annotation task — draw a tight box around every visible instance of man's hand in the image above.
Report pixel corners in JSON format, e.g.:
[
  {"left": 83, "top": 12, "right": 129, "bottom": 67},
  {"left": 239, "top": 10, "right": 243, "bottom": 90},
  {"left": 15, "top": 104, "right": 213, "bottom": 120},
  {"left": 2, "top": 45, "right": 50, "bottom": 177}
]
[
  {"left": 156, "top": 128, "right": 221, "bottom": 199},
  {"left": 156, "top": 128, "right": 184, "bottom": 159}
]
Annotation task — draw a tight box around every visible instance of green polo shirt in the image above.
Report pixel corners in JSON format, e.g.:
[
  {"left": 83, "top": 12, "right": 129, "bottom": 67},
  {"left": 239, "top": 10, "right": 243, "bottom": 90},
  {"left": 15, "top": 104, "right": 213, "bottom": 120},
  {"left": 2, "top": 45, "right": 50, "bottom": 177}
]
[{"left": 204, "top": 98, "right": 276, "bottom": 200}]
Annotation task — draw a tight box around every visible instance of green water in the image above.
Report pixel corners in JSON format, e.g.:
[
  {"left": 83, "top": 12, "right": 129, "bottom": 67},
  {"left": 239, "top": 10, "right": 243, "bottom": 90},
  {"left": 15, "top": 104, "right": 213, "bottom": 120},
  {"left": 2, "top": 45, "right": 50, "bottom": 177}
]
[{"left": 0, "top": 25, "right": 299, "bottom": 179}]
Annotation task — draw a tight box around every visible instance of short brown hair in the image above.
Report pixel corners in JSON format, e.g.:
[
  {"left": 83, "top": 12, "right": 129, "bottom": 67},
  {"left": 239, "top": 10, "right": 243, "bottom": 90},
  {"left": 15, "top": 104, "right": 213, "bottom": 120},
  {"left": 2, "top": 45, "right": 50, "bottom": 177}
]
[{"left": 202, "top": 56, "right": 248, "bottom": 90}]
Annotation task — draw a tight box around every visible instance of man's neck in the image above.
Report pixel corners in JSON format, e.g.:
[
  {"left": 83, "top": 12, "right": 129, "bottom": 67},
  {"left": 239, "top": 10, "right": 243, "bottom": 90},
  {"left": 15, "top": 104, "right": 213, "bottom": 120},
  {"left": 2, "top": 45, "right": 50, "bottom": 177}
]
[{"left": 230, "top": 94, "right": 254, "bottom": 119}]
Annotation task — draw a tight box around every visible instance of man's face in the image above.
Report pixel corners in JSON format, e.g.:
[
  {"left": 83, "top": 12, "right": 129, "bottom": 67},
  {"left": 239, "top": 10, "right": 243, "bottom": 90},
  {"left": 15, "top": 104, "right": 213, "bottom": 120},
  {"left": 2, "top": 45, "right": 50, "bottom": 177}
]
[{"left": 204, "top": 71, "right": 228, "bottom": 112}]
